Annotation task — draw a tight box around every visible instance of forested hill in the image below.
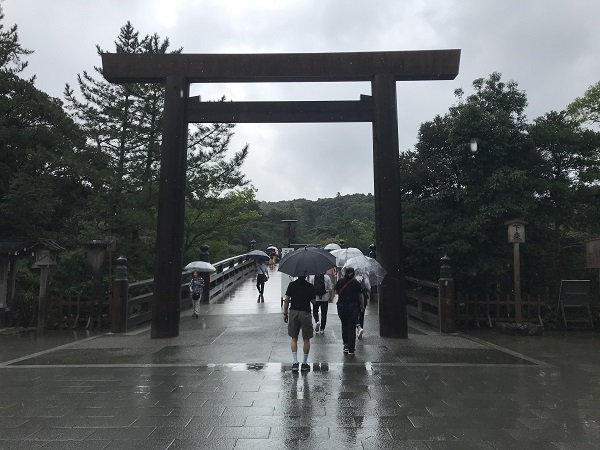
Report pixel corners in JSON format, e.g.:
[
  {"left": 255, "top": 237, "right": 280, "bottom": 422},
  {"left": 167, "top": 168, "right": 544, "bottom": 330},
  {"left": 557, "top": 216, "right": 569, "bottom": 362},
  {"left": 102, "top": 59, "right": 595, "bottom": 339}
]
[{"left": 236, "top": 193, "right": 376, "bottom": 255}]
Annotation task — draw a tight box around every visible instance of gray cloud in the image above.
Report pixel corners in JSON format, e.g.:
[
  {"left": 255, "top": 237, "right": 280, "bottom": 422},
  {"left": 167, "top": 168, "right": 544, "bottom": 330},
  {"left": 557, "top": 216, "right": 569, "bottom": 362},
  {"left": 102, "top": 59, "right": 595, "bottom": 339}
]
[{"left": 4, "top": 0, "right": 599, "bottom": 201}]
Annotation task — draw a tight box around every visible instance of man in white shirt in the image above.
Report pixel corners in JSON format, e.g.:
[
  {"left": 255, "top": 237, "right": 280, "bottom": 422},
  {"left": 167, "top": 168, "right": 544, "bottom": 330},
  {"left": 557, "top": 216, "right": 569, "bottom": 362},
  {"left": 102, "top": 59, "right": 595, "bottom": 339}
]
[{"left": 308, "top": 272, "right": 333, "bottom": 334}]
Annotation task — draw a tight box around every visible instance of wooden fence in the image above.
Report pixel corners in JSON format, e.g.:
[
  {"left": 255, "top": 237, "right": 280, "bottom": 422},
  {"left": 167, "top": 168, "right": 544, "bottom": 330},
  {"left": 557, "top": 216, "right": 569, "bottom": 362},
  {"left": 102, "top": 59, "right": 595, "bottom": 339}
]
[
  {"left": 455, "top": 293, "right": 546, "bottom": 327},
  {"left": 404, "top": 276, "right": 547, "bottom": 329}
]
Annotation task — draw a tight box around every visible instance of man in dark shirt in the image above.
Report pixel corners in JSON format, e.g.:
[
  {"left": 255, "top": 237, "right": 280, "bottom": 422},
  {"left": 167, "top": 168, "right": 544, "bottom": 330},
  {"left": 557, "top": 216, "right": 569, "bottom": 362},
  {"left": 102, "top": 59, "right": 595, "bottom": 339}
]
[
  {"left": 335, "top": 267, "right": 364, "bottom": 356},
  {"left": 283, "top": 275, "right": 316, "bottom": 372}
]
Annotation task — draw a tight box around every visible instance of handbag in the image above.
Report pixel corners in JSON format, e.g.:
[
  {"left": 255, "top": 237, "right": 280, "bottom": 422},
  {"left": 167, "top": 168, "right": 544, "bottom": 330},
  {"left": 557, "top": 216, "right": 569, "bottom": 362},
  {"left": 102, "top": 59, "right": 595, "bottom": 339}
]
[{"left": 192, "top": 293, "right": 200, "bottom": 300}]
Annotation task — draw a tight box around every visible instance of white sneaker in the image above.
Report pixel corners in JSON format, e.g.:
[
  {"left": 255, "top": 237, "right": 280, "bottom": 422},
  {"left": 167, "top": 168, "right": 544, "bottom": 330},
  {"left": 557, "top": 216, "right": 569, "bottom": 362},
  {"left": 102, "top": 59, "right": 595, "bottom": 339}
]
[
  {"left": 314, "top": 321, "right": 320, "bottom": 333},
  {"left": 357, "top": 326, "right": 364, "bottom": 339}
]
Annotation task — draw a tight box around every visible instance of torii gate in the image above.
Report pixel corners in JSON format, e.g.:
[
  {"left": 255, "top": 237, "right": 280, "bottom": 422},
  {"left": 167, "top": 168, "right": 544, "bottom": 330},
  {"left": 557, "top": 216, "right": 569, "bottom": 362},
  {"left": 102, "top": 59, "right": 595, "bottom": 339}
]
[{"left": 102, "top": 50, "right": 461, "bottom": 339}]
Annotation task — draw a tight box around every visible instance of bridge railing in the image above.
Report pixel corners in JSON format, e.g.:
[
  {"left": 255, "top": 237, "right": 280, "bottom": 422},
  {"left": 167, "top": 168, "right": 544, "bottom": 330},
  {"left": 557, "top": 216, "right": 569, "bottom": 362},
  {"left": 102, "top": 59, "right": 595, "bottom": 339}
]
[{"left": 112, "top": 255, "right": 255, "bottom": 332}]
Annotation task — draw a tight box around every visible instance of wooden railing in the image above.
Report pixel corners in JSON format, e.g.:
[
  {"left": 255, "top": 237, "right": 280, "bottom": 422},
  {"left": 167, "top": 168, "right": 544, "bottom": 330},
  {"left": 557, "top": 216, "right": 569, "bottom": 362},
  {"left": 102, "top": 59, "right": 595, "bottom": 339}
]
[
  {"left": 405, "top": 276, "right": 441, "bottom": 329},
  {"left": 117, "top": 254, "right": 255, "bottom": 331}
]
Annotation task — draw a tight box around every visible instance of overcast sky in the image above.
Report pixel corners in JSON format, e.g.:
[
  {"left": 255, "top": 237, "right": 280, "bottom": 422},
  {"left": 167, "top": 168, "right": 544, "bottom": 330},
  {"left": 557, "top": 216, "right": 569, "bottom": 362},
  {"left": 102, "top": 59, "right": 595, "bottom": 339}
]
[{"left": 4, "top": 0, "right": 600, "bottom": 202}]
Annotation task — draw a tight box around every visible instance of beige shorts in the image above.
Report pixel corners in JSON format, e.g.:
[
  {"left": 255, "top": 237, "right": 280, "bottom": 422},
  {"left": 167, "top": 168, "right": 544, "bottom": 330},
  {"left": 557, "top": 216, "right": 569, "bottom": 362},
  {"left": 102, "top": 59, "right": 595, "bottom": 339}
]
[{"left": 287, "top": 310, "right": 314, "bottom": 340}]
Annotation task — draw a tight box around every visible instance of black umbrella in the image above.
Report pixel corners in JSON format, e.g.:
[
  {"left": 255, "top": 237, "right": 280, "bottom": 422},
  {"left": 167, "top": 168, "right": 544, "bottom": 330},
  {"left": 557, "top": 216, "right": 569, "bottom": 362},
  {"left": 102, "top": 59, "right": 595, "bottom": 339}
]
[
  {"left": 245, "top": 249, "right": 269, "bottom": 260},
  {"left": 278, "top": 247, "right": 336, "bottom": 277}
]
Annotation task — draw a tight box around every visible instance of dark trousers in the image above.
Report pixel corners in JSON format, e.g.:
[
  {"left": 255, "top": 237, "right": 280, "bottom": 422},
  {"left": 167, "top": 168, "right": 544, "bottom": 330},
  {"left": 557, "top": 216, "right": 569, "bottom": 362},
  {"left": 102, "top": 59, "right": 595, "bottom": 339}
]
[
  {"left": 313, "top": 301, "right": 329, "bottom": 330},
  {"left": 357, "top": 295, "right": 368, "bottom": 327},
  {"left": 256, "top": 274, "right": 266, "bottom": 294},
  {"left": 337, "top": 302, "right": 358, "bottom": 352}
]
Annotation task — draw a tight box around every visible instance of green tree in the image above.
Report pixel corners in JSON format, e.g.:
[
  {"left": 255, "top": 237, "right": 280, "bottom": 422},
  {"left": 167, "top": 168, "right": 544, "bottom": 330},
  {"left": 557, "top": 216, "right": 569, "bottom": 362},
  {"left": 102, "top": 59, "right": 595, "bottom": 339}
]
[
  {"left": 400, "top": 73, "right": 540, "bottom": 292},
  {"left": 528, "top": 111, "right": 600, "bottom": 292},
  {"left": 0, "top": 4, "right": 86, "bottom": 237},
  {"left": 568, "top": 80, "right": 600, "bottom": 126}
]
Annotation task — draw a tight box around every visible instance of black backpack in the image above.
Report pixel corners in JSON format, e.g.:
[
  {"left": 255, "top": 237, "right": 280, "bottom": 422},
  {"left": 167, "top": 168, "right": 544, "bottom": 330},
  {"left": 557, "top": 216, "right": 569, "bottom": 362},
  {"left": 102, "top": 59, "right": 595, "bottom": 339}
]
[{"left": 314, "top": 273, "right": 327, "bottom": 296}]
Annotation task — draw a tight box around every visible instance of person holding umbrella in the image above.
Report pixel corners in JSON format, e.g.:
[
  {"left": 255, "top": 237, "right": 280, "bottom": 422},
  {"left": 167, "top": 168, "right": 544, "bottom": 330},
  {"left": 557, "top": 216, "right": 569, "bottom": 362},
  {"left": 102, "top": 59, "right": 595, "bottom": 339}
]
[
  {"left": 283, "top": 274, "right": 316, "bottom": 372},
  {"left": 188, "top": 271, "right": 205, "bottom": 319},
  {"left": 256, "top": 258, "right": 269, "bottom": 300},
  {"left": 335, "top": 267, "right": 364, "bottom": 356},
  {"left": 278, "top": 247, "right": 336, "bottom": 372}
]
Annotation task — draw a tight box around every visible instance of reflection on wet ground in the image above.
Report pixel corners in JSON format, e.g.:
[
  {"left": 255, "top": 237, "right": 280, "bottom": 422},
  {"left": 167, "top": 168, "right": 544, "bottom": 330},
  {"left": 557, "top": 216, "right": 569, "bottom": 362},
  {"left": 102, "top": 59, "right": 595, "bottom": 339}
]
[{"left": 1, "top": 265, "right": 599, "bottom": 448}]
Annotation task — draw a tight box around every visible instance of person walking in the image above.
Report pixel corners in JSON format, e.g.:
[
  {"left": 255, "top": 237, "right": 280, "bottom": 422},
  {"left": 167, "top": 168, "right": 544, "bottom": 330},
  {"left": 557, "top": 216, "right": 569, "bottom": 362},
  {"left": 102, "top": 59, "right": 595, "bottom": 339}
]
[
  {"left": 308, "top": 272, "right": 333, "bottom": 334},
  {"left": 335, "top": 267, "right": 364, "bottom": 356},
  {"left": 256, "top": 259, "right": 269, "bottom": 301},
  {"left": 283, "top": 274, "right": 316, "bottom": 372},
  {"left": 188, "top": 271, "right": 205, "bottom": 319},
  {"left": 355, "top": 272, "right": 371, "bottom": 339}
]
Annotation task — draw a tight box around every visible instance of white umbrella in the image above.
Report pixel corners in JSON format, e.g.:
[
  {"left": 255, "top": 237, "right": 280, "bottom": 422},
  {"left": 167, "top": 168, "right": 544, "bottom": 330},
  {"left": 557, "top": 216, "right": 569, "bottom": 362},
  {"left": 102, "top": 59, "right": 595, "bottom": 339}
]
[
  {"left": 323, "top": 243, "right": 341, "bottom": 251},
  {"left": 330, "top": 247, "right": 364, "bottom": 267},
  {"left": 183, "top": 261, "right": 216, "bottom": 272}
]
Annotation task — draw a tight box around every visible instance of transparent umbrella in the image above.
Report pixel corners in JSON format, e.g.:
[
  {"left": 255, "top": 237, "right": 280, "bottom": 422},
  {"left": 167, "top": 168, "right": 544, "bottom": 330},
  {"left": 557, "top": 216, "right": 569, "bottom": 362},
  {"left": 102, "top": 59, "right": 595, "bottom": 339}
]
[
  {"left": 330, "top": 247, "right": 364, "bottom": 267},
  {"left": 342, "top": 255, "right": 386, "bottom": 281},
  {"left": 183, "top": 261, "right": 216, "bottom": 273},
  {"left": 323, "top": 243, "right": 341, "bottom": 251}
]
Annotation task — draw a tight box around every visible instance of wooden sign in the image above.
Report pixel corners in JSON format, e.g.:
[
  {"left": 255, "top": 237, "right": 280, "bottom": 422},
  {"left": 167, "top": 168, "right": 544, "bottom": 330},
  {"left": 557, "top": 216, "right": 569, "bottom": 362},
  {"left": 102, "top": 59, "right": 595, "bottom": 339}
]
[
  {"left": 585, "top": 238, "right": 600, "bottom": 269},
  {"left": 506, "top": 222, "right": 526, "bottom": 243}
]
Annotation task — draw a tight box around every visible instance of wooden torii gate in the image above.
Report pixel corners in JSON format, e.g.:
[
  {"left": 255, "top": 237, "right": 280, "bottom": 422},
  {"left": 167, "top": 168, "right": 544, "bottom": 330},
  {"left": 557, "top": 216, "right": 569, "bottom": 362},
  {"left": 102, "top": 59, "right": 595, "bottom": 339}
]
[{"left": 102, "top": 50, "right": 461, "bottom": 339}]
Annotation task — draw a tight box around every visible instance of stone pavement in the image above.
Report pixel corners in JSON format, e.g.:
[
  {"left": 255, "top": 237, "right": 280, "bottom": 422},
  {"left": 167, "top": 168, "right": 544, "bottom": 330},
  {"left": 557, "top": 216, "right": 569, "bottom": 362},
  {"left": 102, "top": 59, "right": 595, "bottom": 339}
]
[{"left": 0, "top": 267, "right": 599, "bottom": 449}]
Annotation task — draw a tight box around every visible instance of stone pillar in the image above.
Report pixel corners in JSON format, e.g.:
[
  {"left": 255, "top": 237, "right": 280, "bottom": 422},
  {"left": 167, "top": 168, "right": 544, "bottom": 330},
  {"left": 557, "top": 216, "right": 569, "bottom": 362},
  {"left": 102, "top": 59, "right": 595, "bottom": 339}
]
[
  {"left": 111, "top": 256, "right": 129, "bottom": 333},
  {"left": 0, "top": 257, "right": 8, "bottom": 328},
  {"left": 37, "top": 266, "right": 50, "bottom": 336},
  {"left": 438, "top": 255, "right": 455, "bottom": 333}
]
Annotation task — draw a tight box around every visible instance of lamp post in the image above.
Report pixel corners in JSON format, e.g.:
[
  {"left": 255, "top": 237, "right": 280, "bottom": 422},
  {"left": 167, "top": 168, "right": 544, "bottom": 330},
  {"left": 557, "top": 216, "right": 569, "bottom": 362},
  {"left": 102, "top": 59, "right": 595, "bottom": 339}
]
[
  {"left": 282, "top": 219, "right": 297, "bottom": 248},
  {"left": 505, "top": 219, "right": 527, "bottom": 324}
]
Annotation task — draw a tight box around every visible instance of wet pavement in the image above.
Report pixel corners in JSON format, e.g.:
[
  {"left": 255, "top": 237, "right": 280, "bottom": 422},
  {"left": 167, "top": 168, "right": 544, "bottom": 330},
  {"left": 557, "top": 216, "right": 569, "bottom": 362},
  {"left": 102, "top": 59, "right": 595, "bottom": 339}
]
[{"left": 0, "top": 266, "right": 599, "bottom": 449}]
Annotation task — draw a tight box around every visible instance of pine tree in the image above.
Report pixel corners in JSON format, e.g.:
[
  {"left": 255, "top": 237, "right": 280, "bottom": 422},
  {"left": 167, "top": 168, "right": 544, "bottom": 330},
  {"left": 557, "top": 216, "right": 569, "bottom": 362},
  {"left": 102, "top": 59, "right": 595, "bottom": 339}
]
[{"left": 64, "top": 22, "right": 257, "bottom": 275}]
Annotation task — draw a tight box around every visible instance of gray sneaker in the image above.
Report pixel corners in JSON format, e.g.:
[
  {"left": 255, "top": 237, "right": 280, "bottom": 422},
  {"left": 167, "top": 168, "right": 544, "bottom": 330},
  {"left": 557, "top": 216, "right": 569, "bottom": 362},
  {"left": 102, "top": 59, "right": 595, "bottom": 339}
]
[
  {"left": 292, "top": 362, "right": 299, "bottom": 372},
  {"left": 301, "top": 363, "right": 310, "bottom": 372}
]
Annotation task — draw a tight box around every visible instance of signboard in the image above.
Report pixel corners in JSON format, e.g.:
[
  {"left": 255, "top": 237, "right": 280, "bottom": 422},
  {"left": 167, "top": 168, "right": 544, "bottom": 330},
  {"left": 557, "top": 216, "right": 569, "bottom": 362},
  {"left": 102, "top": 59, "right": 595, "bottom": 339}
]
[
  {"left": 585, "top": 238, "right": 600, "bottom": 269},
  {"left": 32, "top": 249, "right": 58, "bottom": 267},
  {"left": 557, "top": 279, "right": 593, "bottom": 329},
  {"left": 559, "top": 280, "right": 590, "bottom": 306},
  {"left": 507, "top": 223, "right": 525, "bottom": 243}
]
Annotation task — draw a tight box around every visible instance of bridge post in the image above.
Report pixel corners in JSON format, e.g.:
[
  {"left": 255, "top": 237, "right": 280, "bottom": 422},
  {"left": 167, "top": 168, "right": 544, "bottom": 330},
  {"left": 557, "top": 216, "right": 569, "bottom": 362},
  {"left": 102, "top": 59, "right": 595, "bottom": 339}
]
[
  {"left": 438, "top": 255, "right": 456, "bottom": 333},
  {"left": 111, "top": 256, "right": 129, "bottom": 333},
  {"left": 199, "top": 244, "right": 211, "bottom": 303}
]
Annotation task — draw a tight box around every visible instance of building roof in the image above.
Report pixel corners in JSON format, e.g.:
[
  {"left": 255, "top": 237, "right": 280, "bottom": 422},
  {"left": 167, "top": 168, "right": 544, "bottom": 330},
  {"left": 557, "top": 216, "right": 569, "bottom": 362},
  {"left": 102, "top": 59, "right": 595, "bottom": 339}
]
[{"left": 0, "top": 237, "right": 64, "bottom": 257}]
